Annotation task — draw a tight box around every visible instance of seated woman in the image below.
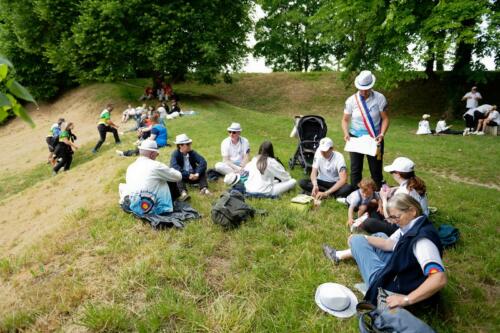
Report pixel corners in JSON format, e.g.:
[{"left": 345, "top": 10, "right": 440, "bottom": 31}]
[
  {"left": 475, "top": 105, "right": 498, "bottom": 135},
  {"left": 435, "top": 114, "right": 463, "bottom": 135},
  {"left": 416, "top": 114, "right": 433, "bottom": 135},
  {"left": 244, "top": 141, "right": 296, "bottom": 197},
  {"left": 323, "top": 193, "right": 447, "bottom": 308},
  {"left": 358, "top": 157, "right": 429, "bottom": 235}
]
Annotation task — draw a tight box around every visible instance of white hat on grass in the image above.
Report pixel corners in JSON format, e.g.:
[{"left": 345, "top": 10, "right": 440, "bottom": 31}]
[
  {"left": 139, "top": 139, "right": 159, "bottom": 152},
  {"left": 227, "top": 122, "right": 242, "bottom": 132},
  {"left": 318, "top": 137, "right": 334, "bottom": 152},
  {"left": 355, "top": 70, "right": 376, "bottom": 90},
  {"left": 384, "top": 157, "right": 415, "bottom": 173},
  {"left": 224, "top": 173, "right": 241, "bottom": 187},
  {"left": 315, "top": 283, "right": 358, "bottom": 318},
  {"left": 174, "top": 133, "right": 192, "bottom": 145}
]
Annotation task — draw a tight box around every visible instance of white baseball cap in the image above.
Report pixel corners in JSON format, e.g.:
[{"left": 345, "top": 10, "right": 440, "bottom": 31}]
[
  {"left": 384, "top": 157, "right": 415, "bottom": 173},
  {"left": 422, "top": 114, "right": 430, "bottom": 120},
  {"left": 174, "top": 133, "right": 192, "bottom": 145},
  {"left": 318, "top": 137, "right": 334, "bottom": 152},
  {"left": 138, "top": 139, "right": 159, "bottom": 152},
  {"left": 315, "top": 283, "right": 358, "bottom": 318},
  {"left": 227, "top": 122, "right": 242, "bottom": 132},
  {"left": 355, "top": 70, "right": 376, "bottom": 90}
]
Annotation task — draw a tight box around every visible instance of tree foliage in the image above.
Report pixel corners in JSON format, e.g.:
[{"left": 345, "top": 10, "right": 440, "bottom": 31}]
[
  {"left": 254, "top": 0, "right": 332, "bottom": 72},
  {"left": 0, "top": 0, "right": 252, "bottom": 100}
]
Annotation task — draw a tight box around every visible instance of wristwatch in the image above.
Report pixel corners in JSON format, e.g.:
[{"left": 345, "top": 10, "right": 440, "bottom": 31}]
[{"left": 403, "top": 296, "right": 410, "bottom": 306}]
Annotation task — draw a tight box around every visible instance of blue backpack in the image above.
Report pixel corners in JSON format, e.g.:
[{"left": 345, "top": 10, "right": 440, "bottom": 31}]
[{"left": 437, "top": 224, "right": 460, "bottom": 248}]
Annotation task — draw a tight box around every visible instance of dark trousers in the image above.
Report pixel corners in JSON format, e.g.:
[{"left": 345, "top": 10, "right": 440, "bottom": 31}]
[
  {"left": 440, "top": 128, "right": 463, "bottom": 135},
  {"left": 168, "top": 181, "right": 181, "bottom": 201},
  {"left": 464, "top": 114, "right": 475, "bottom": 129},
  {"left": 53, "top": 146, "right": 73, "bottom": 173},
  {"left": 94, "top": 124, "right": 120, "bottom": 151},
  {"left": 299, "top": 179, "right": 354, "bottom": 198},
  {"left": 123, "top": 148, "right": 139, "bottom": 156},
  {"left": 360, "top": 214, "right": 398, "bottom": 236},
  {"left": 350, "top": 139, "right": 384, "bottom": 190},
  {"left": 177, "top": 172, "right": 208, "bottom": 192}
]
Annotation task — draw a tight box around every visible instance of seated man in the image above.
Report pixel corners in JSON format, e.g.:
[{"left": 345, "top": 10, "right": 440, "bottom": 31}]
[
  {"left": 119, "top": 140, "right": 182, "bottom": 216},
  {"left": 299, "top": 137, "right": 354, "bottom": 199},
  {"left": 170, "top": 134, "right": 210, "bottom": 201},
  {"left": 214, "top": 122, "right": 250, "bottom": 175}
]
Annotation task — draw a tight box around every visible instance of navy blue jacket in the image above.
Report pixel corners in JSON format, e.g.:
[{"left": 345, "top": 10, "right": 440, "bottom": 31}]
[
  {"left": 170, "top": 149, "right": 207, "bottom": 180},
  {"left": 365, "top": 216, "right": 443, "bottom": 305}
]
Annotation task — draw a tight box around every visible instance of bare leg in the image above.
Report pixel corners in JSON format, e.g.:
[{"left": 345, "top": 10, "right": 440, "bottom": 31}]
[
  {"left": 357, "top": 205, "right": 368, "bottom": 218},
  {"left": 476, "top": 119, "right": 484, "bottom": 132}
]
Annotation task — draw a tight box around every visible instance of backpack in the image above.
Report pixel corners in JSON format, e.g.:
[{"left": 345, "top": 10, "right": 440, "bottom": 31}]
[
  {"left": 211, "top": 190, "right": 255, "bottom": 229},
  {"left": 437, "top": 224, "right": 460, "bottom": 248}
]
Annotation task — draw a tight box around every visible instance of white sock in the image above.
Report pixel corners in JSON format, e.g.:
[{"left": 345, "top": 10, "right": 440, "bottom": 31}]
[{"left": 336, "top": 249, "right": 352, "bottom": 260}]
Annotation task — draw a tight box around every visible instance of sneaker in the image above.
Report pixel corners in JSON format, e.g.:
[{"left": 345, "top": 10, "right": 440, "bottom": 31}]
[
  {"left": 200, "top": 187, "right": 211, "bottom": 195},
  {"left": 92, "top": 148, "right": 97, "bottom": 154},
  {"left": 476, "top": 131, "right": 485, "bottom": 136},
  {"left": 336, "top": 197, "right": 347, "bottom": 205},
  {"left": 116, "top": 150, "right": 124, "bottom": 157},
  {"left": 116, "top": 141, "right": 122, "bottom": 145},
  {"left": 52, "top": 170, "right": 57, "bottom": 176},
  {"left": 178, "top": 190, "right": 190, "bottom": 202},
  {"left": 463, "top": 129, "right": 468, "bottom": 136},
  {"left": 322, "top": 244, "right": 340, "bottom": 265}
]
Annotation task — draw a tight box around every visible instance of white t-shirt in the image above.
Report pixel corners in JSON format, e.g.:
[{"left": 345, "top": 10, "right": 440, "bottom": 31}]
[
  {"left": 416, "top": 120, "right": 432, "bottom": 135},
  {"left": 312, "top": 150, "right": 347, "bottom": 183},
  {"left": 244, "top": 156, "right": 292, "bottom": 194},
  {"left": 220, "top": 137, "right": 250, "bottom": 165},
  {"left": 344, "top": 91, "right": 387, "bottom": 137},
  {"left": 435, "top": 120, "right": 449, "bottom": 133},
  {"left": 157, "top": 106, "right": 167, "bottom": 119},
  {"left": 487, "top": 110, "right": 500, "bottom": 123},
  {"left": 119, "top": 156, "right": 182, "bottom": 213},
  {"left": 465, "top": 104, "right": 491, "bottom": 118},
  {"left": 394, "top": 181, "right": 429, "bottom": 216},
  {"left": 389, "top": 217, "right": 445, "bottom": 274},
  {"left": 463, "top": 92, "right": 482, "bottom": 109}
]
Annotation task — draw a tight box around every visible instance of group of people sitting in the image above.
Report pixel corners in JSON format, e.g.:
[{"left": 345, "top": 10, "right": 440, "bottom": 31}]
[
  {"left": 139, "top": 81, "right": 176, "bottom": 102},
  {"left": 46, "top": 118, "right": 79, "bottom": 174},
  {"left": 461, "top": 86, "right": 498, "bottom": 135},
  {"left": 122, "top": 99, "right": 182, "bottom": 126}
]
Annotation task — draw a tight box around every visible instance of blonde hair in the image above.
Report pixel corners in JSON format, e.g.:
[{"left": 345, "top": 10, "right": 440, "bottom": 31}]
[
  {"left": 387, "top": 193, "right": 423, "bottom": 216},
  {"left": 358, "top": 178, "right": 377, "bottom": 192}
]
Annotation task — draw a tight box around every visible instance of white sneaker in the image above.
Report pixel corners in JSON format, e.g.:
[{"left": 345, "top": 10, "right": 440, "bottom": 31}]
[
  {"left": 476, "top": 131, "right": 485, "bottom": 136},
  {"left": 116, "top": 150, "right": 124, "bottom": 156},
  {"left": 336, "top": 197, "right": 347, "bottom": 205},
  {"left": 200, "top": 188, "right": 211, "bottom": 195},
  {"left": 179, "top": 190, "right": 190, "bottom": 201},
  {"left": 463, "top": 129, "right": 468, "bottom": 136}
]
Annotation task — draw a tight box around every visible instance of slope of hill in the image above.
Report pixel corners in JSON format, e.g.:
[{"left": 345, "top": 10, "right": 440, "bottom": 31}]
[{"left": 0, "top": 74, "right": 498, "bottom": 332}]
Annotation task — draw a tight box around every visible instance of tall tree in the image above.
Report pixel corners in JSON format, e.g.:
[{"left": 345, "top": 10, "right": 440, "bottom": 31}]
[{"left": 254, "top": 0, "right": 332, "bottom": 72}]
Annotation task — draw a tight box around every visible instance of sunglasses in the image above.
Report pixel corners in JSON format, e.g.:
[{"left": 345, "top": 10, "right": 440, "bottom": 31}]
[{"left": 228, "top": 131, "right": 240, "bottom": 134}]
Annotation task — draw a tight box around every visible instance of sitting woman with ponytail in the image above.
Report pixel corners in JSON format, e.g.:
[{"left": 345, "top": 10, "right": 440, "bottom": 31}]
[
  {"left": 243, "top": 141, "right": 296, "bottom": 197},
  {"left": 359, "top": 157, "right": 429, "bottom": 236}
]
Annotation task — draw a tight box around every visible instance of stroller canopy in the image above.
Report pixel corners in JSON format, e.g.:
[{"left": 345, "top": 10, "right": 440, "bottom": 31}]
[{"left": 297, "top": 115, "right": 328, "bottom": 142}]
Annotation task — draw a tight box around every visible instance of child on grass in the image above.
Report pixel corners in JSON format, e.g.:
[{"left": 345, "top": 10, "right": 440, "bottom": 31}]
[{"left": 345, "top": 178, "right": 381, "bottom": 226}]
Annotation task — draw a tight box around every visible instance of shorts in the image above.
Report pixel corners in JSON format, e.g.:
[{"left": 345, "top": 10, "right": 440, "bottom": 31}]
[{"left": 488, "top": 121, "right": 498, "bottom": 127}]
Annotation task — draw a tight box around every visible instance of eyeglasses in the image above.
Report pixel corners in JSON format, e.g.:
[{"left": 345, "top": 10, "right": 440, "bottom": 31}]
[
  {"left": 228, "top": 131, "right": 240, "bottom": 134},
  {"left": 387, "top": 214, "right": 403, "bottom": 222}
]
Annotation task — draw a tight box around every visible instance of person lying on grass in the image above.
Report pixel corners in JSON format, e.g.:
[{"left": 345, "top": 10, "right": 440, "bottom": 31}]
[
  {"left": 323, "top": 193, "right": 447, "bottom": 308},
  {"left": 243, "top": 141, "right": 296, "bottom": 197}
]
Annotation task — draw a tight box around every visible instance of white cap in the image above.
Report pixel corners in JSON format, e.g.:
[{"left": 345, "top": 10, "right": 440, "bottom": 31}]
[
  {"left": 224, "top": 173, "right": 241, "bottom": 186},
  {"left": 138, "top": 139, "right": 159, "bottom": 152},
  {"left": 318, "top": 137, "right": 334, "bottom": 152},
  {"left": 315, "top": 283, "right": 358, "bottom": 318},
  {"left": 384, "top": 157, "right": 415, "bottom": 173},
  {"left": 174, "top": 133, "right": 192, "bottom": 145},
  {"left": 227, "top": 122, "right": 242, "bottom": 132},
  {"left": 422, "top": 114, "right": 430, "bottom": 119},
  {"left": 355, "top": 70, "right": 376, "bottom": 90}
]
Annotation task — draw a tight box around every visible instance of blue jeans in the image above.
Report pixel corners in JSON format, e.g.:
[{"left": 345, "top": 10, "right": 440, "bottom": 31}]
[{"left": 350, "top": 233, "right": 393, "bottom": 286}]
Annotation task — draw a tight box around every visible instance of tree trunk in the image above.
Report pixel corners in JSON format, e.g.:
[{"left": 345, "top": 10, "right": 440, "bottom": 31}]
[{"left": 452, "top": 19, "right": 475, "bottom": 76}]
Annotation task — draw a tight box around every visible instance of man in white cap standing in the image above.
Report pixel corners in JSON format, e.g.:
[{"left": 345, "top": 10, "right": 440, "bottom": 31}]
[
  {"left": 342, "top": 70, "right": 390, "bottom": 190},
  {"left": 298, "top": 137, "right": 353, "bottom": 199},
  {"left": 214, "top": 122, "right": 250, "bottom": 175},
  {"left": 170, "top": 133, "right": 210, "bottom": 201},
  {"left": 119, "top": 139, "right": 182, "bottom": 216}
]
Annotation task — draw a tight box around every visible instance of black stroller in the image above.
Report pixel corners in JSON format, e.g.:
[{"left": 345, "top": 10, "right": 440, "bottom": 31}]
[{"left": 288, "top": 115, "right": 328, "bottom": 173}]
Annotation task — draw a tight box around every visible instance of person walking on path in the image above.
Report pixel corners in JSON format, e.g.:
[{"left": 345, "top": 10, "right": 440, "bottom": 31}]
[
  {"left": 53, "top": 122, "right": 79, "bottom": 174},
  {"left": 46, "top": 117, "right": 65, "bottom": 166},
  {"left": 342, "top": 70, "right": 390, "bottom": 190},
  {"left": 92, "top": 103, "right": 121, "bottom": 153}
]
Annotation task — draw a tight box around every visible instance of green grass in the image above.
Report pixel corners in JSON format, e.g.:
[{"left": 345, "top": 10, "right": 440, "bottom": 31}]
[{"left": 0, "top": 74, "right": 499, "bottom": 332}]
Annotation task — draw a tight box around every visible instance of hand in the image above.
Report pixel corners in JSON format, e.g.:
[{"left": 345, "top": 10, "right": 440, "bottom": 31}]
[
  {"left": 386, "top": 294, "right": 409, "bottom": 309},
  {"left": 343, "top": 134, "right": 350, "bottom": 142},
  {"left": 311, "top": 185, "right": 319, "bottom": 197},
  {"left": 347, "top": 218, "right": 354, "bottom": 226},
  {"left": 377, "top": 205, "right": 384, "bottom": 215},
  {"left": 192, "top": 173, "right": 199, "bottom": 180},
  {"left": 316, "top": 191, "right": 328, "bottom": 200},
  {"left": 375, "top": 134, "right": 384, "bottom": 144}
]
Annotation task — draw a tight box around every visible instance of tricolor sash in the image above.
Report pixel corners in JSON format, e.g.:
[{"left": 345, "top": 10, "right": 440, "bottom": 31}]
[{"left": 354, "top": 92, "right": 378, "bottom": 138}]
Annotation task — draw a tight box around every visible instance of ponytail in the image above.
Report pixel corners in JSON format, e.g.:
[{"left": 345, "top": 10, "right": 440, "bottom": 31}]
[{"left": 399, "top": 171, "right": 426, "bottom": 196}]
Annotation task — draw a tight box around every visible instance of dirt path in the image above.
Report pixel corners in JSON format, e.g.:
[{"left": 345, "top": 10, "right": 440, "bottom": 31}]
[{"left": 427, "top": 169, "right": 500, "bottom": 191}]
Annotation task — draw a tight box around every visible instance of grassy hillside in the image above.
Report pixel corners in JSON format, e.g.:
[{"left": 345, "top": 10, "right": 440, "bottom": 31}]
[{"left": 0, "top": 74, "right": 499, "bottom": 332}]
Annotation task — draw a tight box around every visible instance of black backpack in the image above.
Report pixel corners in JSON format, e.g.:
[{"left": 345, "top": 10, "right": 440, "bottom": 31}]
[{"left": 211, "top": 190, "right": 255, "bottom": 229}]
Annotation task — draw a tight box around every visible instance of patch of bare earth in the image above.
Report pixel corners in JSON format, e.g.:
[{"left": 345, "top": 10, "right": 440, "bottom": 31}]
[{"left": 428, "top": 169, "right": 500, "bottom": 191}]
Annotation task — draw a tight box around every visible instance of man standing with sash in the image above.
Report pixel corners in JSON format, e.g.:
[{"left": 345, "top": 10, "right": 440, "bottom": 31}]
[{"left": 341, "top": 70, "right": 390, "bottom": 190}]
